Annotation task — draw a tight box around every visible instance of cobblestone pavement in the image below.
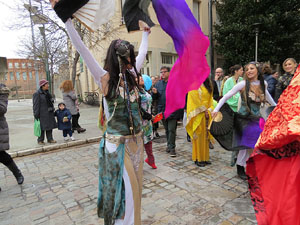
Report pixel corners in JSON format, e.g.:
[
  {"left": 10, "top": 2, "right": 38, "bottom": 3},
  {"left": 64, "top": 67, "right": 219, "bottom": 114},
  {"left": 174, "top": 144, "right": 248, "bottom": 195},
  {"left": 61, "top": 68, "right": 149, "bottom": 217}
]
[{"left": 0, "top": 126, "right": 256, "bottom": 225}]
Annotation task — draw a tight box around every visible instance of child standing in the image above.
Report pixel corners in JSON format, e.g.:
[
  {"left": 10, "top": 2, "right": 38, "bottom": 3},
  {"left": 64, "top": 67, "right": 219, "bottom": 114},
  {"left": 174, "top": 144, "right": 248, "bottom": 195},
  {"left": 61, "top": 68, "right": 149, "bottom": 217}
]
[
  {"left": 139, "top": 75, "right": 157, "bottom": 169},
  {"left": 55, "top": 102, "right": 75, "bottom": 141}
]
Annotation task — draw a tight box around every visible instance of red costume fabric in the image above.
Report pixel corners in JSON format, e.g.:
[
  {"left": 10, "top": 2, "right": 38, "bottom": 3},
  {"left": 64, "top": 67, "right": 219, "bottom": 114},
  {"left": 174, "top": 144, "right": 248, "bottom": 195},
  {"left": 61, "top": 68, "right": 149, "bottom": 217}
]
[{"left": 246, "top": 65, "right": 300, "bottom": 225}]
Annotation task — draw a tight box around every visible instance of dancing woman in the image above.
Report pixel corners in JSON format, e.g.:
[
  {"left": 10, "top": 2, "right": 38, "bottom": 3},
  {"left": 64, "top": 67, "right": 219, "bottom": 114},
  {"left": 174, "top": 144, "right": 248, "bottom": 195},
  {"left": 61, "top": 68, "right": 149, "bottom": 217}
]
[
  {"left": 212, "top": 62, "right": 276, "bottom": 179},
  {"left": 51, "top": 1, "right": 150, "bottom": 224}
]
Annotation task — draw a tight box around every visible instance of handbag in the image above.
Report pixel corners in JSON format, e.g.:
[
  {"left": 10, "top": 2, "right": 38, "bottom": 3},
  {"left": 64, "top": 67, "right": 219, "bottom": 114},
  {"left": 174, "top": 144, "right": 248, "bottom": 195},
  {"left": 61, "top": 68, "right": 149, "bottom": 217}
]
[{"left": 34, "top": 119, "right": 41, "bottom": 137}]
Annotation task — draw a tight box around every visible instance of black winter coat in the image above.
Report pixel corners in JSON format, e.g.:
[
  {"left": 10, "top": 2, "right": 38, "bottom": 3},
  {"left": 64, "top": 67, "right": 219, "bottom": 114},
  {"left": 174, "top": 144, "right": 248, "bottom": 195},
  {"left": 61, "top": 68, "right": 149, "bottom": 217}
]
[
  {"left": 264, "top": 74, "right": 278, "bottom": 98},
  {"left": 33, "top": 89, "right": 57, "bottom": 131},
  {"left": 0, "top": 88, "right": 10, "bottom": 152}
]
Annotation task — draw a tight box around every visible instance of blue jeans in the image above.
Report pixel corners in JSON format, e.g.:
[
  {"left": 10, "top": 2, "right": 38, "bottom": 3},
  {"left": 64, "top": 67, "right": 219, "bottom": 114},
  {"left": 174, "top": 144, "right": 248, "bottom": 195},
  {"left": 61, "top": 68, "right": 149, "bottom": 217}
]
[{"left": 63, "top": 129, "right": 72, "bottom": 137}]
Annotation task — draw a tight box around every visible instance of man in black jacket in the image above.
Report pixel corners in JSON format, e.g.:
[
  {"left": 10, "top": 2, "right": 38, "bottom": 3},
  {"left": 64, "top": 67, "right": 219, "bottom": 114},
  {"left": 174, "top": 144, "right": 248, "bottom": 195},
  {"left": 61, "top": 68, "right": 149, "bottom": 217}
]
[{"left": 152, "top": 66, "right": 183, "bottom": 157}]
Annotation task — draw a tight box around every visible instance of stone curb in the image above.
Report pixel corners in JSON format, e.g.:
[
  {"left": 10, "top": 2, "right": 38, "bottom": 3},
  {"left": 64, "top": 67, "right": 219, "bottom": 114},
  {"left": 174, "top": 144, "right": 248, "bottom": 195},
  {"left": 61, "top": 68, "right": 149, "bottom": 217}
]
[{"left": 9, "top": 136, "right": 102, "bottom": 158}]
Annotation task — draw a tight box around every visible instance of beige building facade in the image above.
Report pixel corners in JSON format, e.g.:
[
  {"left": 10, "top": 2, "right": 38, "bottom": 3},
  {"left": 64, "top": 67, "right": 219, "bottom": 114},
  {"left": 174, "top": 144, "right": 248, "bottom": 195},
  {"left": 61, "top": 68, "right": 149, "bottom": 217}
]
[{"left": 70, "top": 0, "right": 219, "bottom": 96}]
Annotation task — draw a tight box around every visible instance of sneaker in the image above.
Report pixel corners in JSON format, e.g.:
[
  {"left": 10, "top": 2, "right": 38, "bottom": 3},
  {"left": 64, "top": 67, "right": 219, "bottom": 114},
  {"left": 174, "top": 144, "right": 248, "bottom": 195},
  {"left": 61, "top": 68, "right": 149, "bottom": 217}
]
[
  {"left": 70, "top": 136, "right": 75, "bottom": 141},
  {"left": 64, "top": 137, "right": 69, "bottom": 141},
  {"left": 48, "top": 140, "right": 57, "bottom": 144},
  {"left": 170, "top": 149, "right": 176, "bottom": 157},
  {"left": 38, "top": 141, "right": 45, "bottom": 145}
]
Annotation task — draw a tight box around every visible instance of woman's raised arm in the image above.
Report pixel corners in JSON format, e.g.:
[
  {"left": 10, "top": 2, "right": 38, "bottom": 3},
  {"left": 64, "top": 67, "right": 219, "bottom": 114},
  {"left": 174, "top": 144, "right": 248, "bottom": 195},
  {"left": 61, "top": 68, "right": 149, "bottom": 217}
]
[
  {"left": 213, "top": 81, "right": 246, "bottom": 112},
  {"left": 65, "top": 19, "right": 108, "bottom": 89},
  {"left": 135, "top": 30, "right": 150, "bottom": 72}
]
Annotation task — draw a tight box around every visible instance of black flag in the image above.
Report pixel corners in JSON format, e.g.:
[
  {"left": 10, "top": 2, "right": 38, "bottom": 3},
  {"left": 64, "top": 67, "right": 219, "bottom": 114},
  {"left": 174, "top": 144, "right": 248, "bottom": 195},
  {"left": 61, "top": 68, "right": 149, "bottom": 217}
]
[{"left": 123, "top": 0, "right": 155, "bottom": 32}]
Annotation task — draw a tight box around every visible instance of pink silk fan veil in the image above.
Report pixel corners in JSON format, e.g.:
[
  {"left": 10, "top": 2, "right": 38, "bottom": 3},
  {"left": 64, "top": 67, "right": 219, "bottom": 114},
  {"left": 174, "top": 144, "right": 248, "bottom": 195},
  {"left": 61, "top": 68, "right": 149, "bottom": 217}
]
[{"left": 152, "top": 0, "right": 210, "bottom": 118}]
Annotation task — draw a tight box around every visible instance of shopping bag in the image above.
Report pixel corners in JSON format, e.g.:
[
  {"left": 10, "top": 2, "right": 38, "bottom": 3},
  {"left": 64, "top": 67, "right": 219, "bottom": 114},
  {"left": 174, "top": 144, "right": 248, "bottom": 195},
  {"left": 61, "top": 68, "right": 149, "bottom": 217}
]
[{"left": 34, "top": 119, "right": 41, "bottom": 137}]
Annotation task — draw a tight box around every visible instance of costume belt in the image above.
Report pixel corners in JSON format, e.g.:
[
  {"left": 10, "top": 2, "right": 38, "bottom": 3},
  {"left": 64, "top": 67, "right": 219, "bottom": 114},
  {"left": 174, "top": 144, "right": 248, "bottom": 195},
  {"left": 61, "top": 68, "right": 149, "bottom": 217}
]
[{"left": 105, "top": 131, "right": 143, "bottom": 144}]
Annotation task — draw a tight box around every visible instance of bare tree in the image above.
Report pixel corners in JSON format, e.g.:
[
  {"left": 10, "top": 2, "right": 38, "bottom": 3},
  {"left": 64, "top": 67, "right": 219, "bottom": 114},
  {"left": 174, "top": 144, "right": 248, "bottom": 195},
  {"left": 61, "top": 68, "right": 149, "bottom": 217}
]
[{"left": 7, "top": 0, "right": 122, "bottom": 94}]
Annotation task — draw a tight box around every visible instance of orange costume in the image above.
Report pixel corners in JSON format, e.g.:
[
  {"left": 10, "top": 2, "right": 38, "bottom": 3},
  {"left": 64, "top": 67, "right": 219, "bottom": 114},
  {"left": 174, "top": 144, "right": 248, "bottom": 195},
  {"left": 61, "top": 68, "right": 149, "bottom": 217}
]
[{"left": 246, "top": 65, "right": 300, "bottom": 225}]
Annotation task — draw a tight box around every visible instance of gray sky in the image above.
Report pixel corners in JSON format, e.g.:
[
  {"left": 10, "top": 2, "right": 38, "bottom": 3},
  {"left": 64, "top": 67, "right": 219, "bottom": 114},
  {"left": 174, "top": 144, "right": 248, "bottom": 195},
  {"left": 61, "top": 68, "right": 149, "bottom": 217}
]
[{"left": 0, "top": 0, "right": 29, "bottom": 58}]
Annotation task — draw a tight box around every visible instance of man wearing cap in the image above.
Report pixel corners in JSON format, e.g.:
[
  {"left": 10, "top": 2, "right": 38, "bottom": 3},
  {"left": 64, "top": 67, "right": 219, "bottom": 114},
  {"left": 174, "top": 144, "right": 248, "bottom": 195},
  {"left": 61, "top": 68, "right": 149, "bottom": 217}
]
[{"left": 33, "top": 79, "right": 57, "bottom": 145}]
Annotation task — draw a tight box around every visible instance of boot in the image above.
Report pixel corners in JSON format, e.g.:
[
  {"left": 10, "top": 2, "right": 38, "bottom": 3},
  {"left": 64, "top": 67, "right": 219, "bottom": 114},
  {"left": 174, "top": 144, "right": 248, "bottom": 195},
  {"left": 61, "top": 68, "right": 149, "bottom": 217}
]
[
  {"left": 170, "top": 149, "right": 176, "bottom": 157},
  {"left": 237, "top": 165, "right": 247, "bottom": 180},
  {"left": 77, "top": 127, "right": 86, "bottom": 133},
  {"left": 145, "top": 158, "right": 157, "bottom": 169},
  {"left": 7, "top": 161, "right": 24, "bottom": 185},
  {"left": 166, "top": 147, "right": 170, "bottom": 153}
]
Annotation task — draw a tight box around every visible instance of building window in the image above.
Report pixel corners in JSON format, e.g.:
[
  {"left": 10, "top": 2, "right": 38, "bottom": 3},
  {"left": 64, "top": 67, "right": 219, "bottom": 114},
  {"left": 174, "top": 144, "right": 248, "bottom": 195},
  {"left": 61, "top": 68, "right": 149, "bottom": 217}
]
[
  {"left": 28, "top": 63, "right": 32, "bottom": 68},
  {"left": 15, "top": 62, "right": 19, "bottom": 68},
  {"left": 162, "top": 54, "right": 173, "bottom": 64},
  {"left": 193, "top": 0, "right": 201, "bottom": 24},
  {"left": 22, "top": 63, "right": 26, "bottom": 69},
  {"left": 161, "top": 53, "right": 178, "bottom": 65},
  {"left": 10, "top": 72, "right": 14, "bottom": 80},
  {"left": 29, "top": 72, "right": 33, "bottom": 79},
  {"left": 8, "top": 63, "right": 13, "bottom": 68},
  {"left": 4, "top": 74, "right": 7, "bottom": 80},
  {"left": 16, "top": 72, "right": 20, "bottom": 80},
  {"left": 23, "top": 72, "right": 27, "bottom": 80}
]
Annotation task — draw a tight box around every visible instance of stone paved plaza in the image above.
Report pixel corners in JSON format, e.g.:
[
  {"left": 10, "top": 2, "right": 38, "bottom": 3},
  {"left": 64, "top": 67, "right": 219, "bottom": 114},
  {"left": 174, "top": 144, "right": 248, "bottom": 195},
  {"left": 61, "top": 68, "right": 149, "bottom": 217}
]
[{"left": 0, "top": 127, "right": 256, "bottom": 225}]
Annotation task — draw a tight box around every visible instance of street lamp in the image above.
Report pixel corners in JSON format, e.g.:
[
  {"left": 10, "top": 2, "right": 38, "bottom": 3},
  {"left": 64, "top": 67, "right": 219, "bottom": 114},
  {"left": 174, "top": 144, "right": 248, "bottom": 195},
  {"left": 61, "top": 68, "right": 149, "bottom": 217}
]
[
  {"left": 208, "top": 0, "right": 214, "bottom": 77},
  {"left": 252, "top": 23, "right": 261, "bottom": 62},
  {"left": 25, "top": 0, "right": 51, "bottom": 93},
  {"left": 24, "top": 0, "right": 40, "bottom": 90},
  {"left": 39, "top": 26, "right": 51, "bottom": 93}
]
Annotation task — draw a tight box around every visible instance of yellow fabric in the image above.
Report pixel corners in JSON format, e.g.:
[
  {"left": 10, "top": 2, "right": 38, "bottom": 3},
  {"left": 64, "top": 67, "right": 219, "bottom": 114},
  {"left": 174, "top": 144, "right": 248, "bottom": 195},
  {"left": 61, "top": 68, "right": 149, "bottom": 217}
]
[{"left": 186, "top": 85, "right": 214, "bottom": 162}]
